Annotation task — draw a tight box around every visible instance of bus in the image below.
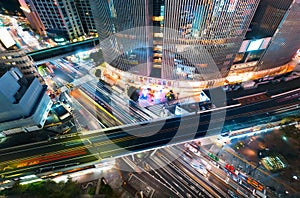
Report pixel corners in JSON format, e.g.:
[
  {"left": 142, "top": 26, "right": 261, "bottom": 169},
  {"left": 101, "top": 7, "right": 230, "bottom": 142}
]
[{"left": 247, "top": 177, "right": 264, "bottom": 192}]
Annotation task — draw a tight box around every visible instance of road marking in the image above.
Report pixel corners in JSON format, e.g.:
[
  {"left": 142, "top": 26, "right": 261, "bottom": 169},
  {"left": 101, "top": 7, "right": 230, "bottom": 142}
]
[{"left": 271, "top": 88, "right": 300, "bottom": 98}]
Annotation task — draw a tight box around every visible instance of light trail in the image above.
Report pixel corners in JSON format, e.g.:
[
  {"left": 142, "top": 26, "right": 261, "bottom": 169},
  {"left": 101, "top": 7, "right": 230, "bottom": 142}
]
[
  {"left": 71, "top": 88, "right": 123, "bottom": 125},
  {"left": 271, "top": 88, "right": 300, "bottom": 98},
  {"left": 224, "top": 148, "right": 297, "bottom": 193}
]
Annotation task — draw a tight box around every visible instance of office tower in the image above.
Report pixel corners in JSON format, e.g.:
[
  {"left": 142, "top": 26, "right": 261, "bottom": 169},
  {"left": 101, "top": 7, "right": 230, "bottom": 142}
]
[
  {"left": 18, "top": 0, "right": 46, "bottom": 36},
  {"left": 0, "top": 27, "right": 44, "bottom": 83},
  {"left": 232, "top": 0, "right": 300, "bottom": 74},
  {"left": 0, "top": 67, "right": 52, "bottom": 134},
  {"left": 256, "top": 0, "right": 300, "bottom": 71},
  {"left": 246, "top": 0, "right": 293, "bottom": 39},
  {"left": 26, "top": 0, "right": 85, "bottom": 41},
  {"left": 91, "top": 0, "right": 260, "bottom": 80},
  {"left": 75, "top": 0, "right": 97, "bottom": 36}
]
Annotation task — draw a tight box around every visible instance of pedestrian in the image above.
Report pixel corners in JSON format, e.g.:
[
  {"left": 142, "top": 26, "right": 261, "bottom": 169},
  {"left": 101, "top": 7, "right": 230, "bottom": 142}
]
[{"left": 166, "top": 90, "right": 175, "bottom": 102}]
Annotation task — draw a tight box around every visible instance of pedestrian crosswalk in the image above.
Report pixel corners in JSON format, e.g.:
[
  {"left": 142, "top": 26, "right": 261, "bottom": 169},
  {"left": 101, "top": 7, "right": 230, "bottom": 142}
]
[
  {"left": 146, "top": 104, "right": 165, "bottom": 116},
  {"left": 146, "top": 104, "right": 175, "bottom": 118}
]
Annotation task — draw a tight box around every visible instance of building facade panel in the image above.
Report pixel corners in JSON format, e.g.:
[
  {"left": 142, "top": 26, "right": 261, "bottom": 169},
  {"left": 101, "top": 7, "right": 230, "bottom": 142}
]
[
  {"left": 246, "top": 0, "right": 293, "bottom": 39},
  {"left": 75, "top": 0, "right": 97, "bottom": 35},
  {"left": 19, "top": 78, "right": 43, "bottom": 116},
  {"left": 0, "top": 49, "right": 44, "bottom": 83},
  {"left": 91, "top": 0, "right": 150, "bottom": 75},
  {"left": 162, "top": 0, "right": 260, "bottom": 79}
]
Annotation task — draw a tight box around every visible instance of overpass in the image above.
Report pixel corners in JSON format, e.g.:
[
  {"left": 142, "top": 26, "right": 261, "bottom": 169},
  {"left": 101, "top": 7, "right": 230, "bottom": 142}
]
[
  {"left": 1, "top": 79, "right": 300, "bottom": 181},
  {"left": 27, "top": 38, "right": 99, "bottom": 62}
]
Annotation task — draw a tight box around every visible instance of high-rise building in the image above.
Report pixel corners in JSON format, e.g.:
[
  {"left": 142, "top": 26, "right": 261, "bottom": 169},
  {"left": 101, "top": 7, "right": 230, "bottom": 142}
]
[
  {"left": 91, "top": 0, "right": 300, "bottom": 83},
  {"left": 91, "top": 0, "right": 260, "bottom": 80},
  {"left": 0, "top": 67, "right": 52, "bottom": 134},
  {"left": 26, "top": 0, "right": 85, "bottom": 41}
]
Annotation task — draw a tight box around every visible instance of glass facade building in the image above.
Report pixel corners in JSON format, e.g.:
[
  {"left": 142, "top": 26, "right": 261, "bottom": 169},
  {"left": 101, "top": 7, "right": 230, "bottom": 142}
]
[
  {"left": 91, "top": 0, "right": 300, "bottom": 81},
  {"left": 246, "top": 0, "right": 293, "bottom": 39},
  {"left": 91, "top": 0, "right": 260, "bottom": 80},
  {"left": 256, "top": 0, "right": 300, "bottom": 70},
  {"left": 231, "top": 0, "right": 300, "bottom": 73}
]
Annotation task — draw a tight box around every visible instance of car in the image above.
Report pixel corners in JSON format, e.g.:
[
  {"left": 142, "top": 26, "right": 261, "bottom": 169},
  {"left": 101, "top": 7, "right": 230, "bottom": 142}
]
[
  {"left": 190, "top": 185, "right": 199, "bottom": 193},
  {"left": 197, "top": 167, "right": 208, "bottom": 176},
  {"left": 228, "top": 189, "right": 240, "bottom": 198},
  {"left": 266, "top": 186, "right": 276, "bottom": 191},
  {"left": 65, "top": 83, "right": 74, "bottom": 89}
]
